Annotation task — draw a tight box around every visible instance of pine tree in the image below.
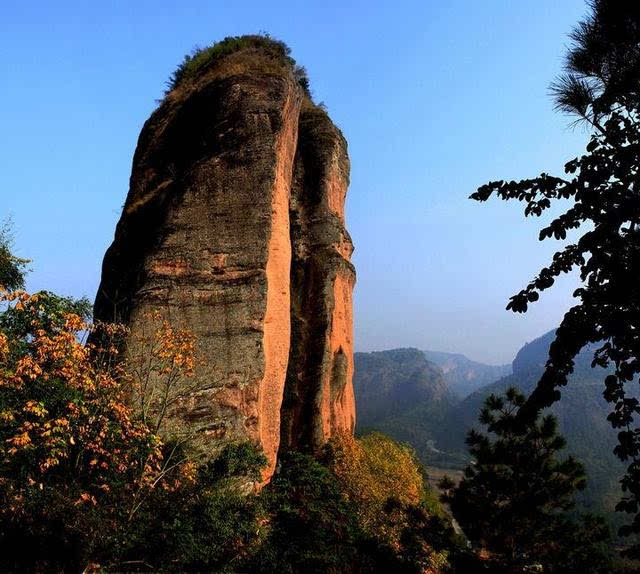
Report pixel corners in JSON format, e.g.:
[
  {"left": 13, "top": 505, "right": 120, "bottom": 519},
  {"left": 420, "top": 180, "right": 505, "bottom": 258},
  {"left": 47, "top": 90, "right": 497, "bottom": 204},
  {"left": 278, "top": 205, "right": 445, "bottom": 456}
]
[{"left": 440, "top": 388, "right": 611, "bottom": 572}]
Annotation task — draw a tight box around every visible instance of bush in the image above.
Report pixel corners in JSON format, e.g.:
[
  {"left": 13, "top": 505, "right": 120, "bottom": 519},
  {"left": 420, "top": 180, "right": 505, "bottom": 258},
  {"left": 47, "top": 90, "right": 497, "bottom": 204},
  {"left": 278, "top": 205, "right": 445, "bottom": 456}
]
[
  {"left": 325, "top": 433, "right": 456, "bottom": 572},
  {"left": 110, "top": 442, "right": 267, "bottom": 572},
  {"left": 0, "top": 291, "right": 161, "bottom": 572}
]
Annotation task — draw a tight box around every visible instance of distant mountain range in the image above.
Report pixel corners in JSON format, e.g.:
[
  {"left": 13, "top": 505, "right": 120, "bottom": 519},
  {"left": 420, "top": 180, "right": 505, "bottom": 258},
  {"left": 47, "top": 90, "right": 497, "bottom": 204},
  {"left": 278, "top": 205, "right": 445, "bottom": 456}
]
[
  {"left": 435, "top": 331, "right": 626, "bottom": 522},
  {"left": 422, "top": 350, "right": 510, "bottom": 398},
  {"left": 353, "top": 332, "right": 630, "bottom": 527}
]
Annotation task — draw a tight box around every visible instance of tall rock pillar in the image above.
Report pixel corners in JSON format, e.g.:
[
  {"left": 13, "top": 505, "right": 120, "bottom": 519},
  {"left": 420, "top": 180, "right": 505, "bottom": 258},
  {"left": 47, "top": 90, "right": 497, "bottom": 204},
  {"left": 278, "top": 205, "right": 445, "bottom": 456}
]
[{"left": 94, "top": 38, "right": 356, "bottom": 482}]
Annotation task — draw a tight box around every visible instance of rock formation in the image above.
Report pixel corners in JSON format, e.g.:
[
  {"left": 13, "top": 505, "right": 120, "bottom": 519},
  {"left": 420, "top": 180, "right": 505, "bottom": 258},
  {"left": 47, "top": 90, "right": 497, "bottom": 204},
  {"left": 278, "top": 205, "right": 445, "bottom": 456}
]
[{"left": 94, "top": 36, "right": 355, "bottom": 480}]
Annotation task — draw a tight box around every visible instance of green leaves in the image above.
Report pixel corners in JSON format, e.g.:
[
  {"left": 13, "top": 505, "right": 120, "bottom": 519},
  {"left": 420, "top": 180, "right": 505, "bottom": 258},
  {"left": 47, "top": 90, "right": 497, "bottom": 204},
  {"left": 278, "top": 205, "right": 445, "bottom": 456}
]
[
  {"left": 0, "top": 220, "right": 29, "bottom": 292},
  {"left": 473, "top": 0, "right": 640, "bottom": 551},
  {"left": 443, "top": 388, "right": 606, "bottom": 570}
]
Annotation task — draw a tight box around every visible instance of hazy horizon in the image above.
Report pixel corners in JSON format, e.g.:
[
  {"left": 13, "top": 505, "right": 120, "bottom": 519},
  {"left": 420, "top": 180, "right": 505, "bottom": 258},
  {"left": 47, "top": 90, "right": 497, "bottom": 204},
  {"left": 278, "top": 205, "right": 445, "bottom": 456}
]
[{"left": 2, "top": 0, "right": 591, "bottom": 363}]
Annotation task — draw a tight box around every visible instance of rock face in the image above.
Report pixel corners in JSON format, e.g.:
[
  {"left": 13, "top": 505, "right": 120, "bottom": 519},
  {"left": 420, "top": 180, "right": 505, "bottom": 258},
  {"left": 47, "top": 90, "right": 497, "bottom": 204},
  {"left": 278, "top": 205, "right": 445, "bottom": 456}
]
[
  {"left": 94, "top": 38, "right": 355, "bottom": 481},
  {"left": 280, "top": 105, "right": 356, "bottom": 453}
]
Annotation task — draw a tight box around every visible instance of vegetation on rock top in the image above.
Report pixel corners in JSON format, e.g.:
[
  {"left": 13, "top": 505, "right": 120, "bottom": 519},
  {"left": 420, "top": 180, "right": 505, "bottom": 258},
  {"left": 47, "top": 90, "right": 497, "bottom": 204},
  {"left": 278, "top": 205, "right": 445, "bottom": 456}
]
[{"left": 165, "top": 34, "right": 310, "bottom": 96}]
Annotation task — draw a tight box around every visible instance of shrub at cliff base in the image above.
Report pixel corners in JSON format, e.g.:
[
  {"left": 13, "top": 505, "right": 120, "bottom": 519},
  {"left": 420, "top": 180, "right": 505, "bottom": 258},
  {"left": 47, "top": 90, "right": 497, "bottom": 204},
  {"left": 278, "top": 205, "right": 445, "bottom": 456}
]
[
  {"left": 0, "top": 290, "right": 164, "bottom": 571},
  {"left": 327, "top": 434, "right": 446, "bottom": 550},
  {"left": 117, "top": 437, "right": 466, "bottom": 573},
  {"left": 247, "top": 445, "right": 459, "bottom": 574},
  {"left": 110, "top": 441, "right": 267, "bottom": 572},
  {"left": 0, "top": 289, "right": 213, "bottom": 572},
  {"left": 323, "top": 433, "right": 468, "bottom": 573}
]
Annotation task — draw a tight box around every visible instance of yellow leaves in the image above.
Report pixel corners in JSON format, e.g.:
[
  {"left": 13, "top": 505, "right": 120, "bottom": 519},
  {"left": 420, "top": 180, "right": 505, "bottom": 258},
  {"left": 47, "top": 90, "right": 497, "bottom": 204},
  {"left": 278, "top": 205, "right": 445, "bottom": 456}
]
[
  {"left": 180, "top": 460, "right": 197, "bottom": 483},
  {"left": 39, "top": 457, "right": 60, "bottom": 472},
  {"left": 23, "top": 400, "right": 47, "bottom": 418},
  {"left": 328, "top": 433, "right": 427, "bottom": 545},
  {"left": 0, "top": 333, "right": 8, "bottom": 361},
  {"left": 0, "top": 410, "right": 15, "bottom": 422}
]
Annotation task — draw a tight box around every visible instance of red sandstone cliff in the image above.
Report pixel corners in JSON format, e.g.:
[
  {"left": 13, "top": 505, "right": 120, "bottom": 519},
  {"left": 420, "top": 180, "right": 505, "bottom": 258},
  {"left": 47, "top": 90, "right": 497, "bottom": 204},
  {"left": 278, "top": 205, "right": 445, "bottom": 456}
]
[
  {"left": 280, "top": 104, "right": 356, "bottom": 452},
  {"left": 94, "top": 37, "right": 355, "bottom": 481}
]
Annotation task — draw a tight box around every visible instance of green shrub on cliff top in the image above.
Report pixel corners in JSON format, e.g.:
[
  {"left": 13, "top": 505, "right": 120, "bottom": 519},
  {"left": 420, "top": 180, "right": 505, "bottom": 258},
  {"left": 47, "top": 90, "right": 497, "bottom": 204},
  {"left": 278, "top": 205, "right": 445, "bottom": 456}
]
[
  {"left": 166, "top": 34, "right": 310, "bottom": 95},
  {"left": 0, "top": 219, "right": 29, "bottom": 291}
]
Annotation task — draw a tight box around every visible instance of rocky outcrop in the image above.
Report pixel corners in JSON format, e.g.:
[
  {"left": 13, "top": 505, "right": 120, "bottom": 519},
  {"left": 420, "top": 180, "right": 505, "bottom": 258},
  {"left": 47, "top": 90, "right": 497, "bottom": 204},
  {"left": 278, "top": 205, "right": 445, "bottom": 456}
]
[{"left": 94, "top": 37, "right": 355, "bottom": 481}]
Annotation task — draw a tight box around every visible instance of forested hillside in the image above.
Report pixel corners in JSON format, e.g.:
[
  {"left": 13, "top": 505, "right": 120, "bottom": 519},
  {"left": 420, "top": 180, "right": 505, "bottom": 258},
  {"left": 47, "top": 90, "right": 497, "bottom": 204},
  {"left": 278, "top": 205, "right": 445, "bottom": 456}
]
[
  {"left": 353, "top": 349, "right": 462, "bottom": 467},
  {"left": 435, "top": 331, "right": 624, "bottom": 521}
]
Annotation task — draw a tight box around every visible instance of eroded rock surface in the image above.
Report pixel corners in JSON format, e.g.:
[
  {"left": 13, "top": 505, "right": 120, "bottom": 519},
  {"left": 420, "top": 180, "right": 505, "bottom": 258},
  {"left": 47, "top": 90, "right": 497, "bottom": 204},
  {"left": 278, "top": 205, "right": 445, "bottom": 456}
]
[
  {"left": 280, "top": 105, "right": 356, "bottom": 452},
  {"left": 94, "top": 39, "right": 355, "bottom": 481}
]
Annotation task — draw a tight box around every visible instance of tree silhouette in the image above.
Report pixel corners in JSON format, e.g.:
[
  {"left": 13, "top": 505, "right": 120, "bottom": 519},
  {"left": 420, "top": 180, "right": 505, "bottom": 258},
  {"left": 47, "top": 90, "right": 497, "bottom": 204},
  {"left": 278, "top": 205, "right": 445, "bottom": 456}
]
[
  {"left": 440, "top": 388, "right": 611, "bottom": 573},
  {"left": 472, "top": 0, "right": 640, "bottom": 551}
]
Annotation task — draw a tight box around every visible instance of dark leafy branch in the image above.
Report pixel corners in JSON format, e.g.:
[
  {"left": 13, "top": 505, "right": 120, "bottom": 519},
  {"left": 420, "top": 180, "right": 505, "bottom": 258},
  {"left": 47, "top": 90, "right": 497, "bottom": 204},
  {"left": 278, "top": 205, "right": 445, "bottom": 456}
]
[{"left": 472, "top": 0, "right": 640, "bottom": 552}]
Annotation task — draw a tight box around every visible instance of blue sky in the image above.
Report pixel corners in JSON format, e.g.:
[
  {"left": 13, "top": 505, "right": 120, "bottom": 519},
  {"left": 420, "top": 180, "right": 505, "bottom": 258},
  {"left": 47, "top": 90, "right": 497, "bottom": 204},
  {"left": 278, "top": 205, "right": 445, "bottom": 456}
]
[{"left": 1, "top": 0, "right": 591, "bottom": 363}]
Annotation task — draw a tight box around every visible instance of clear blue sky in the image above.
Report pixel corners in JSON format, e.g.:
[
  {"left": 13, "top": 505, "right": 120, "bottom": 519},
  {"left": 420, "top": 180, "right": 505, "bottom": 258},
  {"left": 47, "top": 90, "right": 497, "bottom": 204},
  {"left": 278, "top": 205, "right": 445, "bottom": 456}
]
[{"left": 1, "top": 0, "right": 591, "bottom": 364}]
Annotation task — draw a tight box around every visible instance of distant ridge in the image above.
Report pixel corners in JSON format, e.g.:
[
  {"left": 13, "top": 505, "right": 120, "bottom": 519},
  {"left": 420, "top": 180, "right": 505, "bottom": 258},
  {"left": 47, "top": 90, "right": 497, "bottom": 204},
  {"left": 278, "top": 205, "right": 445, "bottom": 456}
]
[
  {"left": 353, "top": 348, "right": 461, "bottom": 467},
  {"left": 422, "top": 350, "right": 511, "bottom": 398}
]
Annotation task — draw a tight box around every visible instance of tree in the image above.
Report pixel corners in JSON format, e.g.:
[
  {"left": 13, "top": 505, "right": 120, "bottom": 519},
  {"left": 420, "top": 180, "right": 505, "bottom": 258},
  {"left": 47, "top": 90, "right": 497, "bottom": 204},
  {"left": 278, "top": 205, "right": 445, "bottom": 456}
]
[
  {"left": 440, "top": 388, "right": 612, "bottom": 572},
  {"left": 326, "top": 433, "right": 452, "bottom": 571},
  {"left": 110, "top": 442, "right": 267, "bottom": 573},
  {"left": 471, "top": 0, "right": 640, "bottom": 550},
  {"left": 0, "top": 220, "right": 29, "bottom": 292},
  {"left": 0, "top": 290, "right": 164, "bottom": 571}
]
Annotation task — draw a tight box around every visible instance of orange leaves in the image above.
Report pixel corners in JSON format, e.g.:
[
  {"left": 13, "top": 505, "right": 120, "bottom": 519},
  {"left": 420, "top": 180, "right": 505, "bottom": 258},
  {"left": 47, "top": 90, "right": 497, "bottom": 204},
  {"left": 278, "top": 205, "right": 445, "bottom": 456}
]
[
  {"left": 7, "top": 430, "right": 31, "bottom": 447},
  {"left": 23, "top": 401, "right": 47, "bottom": 418},
  {"left": 1, "top": 289, "right": 30, "bottom": 305},
  {"left": 152, "top": 319, "right": 196, "bottom": 377},
  {"left": 0, "top": 332, "right": 8, "bottom": 361},
  {"left": 6, "top": 431, "right": 32, "bottom": 455},
  {"left": 14, "top": 355, "right": 43, "bottom": 381},
  {"left": 126, "top": 312, "right": 200, "bottom": 434},
  {"left": 0, "top": 290, "right": 165, "bottom": 523},
  {"left": 62, "top": 313, "right": 85, "bottom": 333},
  {"left": 75, "top": 492, "right": 98, "bottom": 506}
]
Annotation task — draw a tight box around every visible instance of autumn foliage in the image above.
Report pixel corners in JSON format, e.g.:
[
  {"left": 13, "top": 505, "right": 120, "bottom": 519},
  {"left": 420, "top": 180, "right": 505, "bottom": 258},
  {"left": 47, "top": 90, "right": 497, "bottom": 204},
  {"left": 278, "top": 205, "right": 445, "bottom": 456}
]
[
  {"left": 0, "top": 290, "right": 198, "bottom": 569},
  {"left": 0, "top": 288, "right": 463, "bottom": 572},
  {"left": 326, "top": 433, "right": 452, "bottom": 572}
]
